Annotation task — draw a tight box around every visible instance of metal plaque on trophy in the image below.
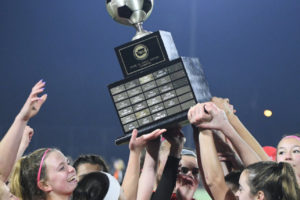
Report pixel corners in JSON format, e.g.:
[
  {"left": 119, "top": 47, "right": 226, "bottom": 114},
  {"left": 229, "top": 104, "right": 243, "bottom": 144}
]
[{"left": 106, "top": 0, "right": 212, "bottom": 145}]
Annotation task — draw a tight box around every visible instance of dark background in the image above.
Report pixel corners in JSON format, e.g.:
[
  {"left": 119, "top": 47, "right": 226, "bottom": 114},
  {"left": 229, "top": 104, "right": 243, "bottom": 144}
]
[{"left": 0, "top": 0, "right": 299, "bottom": 166}]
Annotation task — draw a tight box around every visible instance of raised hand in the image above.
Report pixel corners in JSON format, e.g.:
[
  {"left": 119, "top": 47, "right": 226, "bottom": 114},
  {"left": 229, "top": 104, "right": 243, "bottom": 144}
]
[
  {"left": 187, "top": 103, "right": 212, "bottom": 128},
  {"left": 211, "top": 97, "right": 236, "bottom": 116},
  {"left": 19, "top": 126, "right": 34, "bottom": 151},
  {"left": 129, "top": 129, "right": 167, "bottom": 153},
  {"left": 17, "top": 80, "right": 47, "bottom": 122},
  {"left": 163, "top": 127, "right": 185, "bottom": 158},
  {"left": 188, "top": 102, "right": 230, "bottom": 131}
]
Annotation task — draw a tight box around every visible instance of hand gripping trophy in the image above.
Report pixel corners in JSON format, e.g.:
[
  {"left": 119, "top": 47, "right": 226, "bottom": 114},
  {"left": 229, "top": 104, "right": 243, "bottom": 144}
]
[{"left": 106, "top": 0, "right": 212, "bottom": 145}]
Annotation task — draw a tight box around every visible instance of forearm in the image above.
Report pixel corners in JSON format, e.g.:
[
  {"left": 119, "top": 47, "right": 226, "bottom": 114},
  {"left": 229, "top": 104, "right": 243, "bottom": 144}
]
[
  {"left": 137, "top": 151, "right": 158, "bottom": 200},
  {"left": 122, "top": 150, "right": 141, "bottom": 200},
  {"left": 193, "top": 127, "right": 213, "bottom": 199},
  {"left": 152, "top": 156, "right": 180, "bottom": 200},
  {"left": 200, "top": 130, "right": 225, "bottom": 187},
  {"left": 199, "top": 130, "right": 231, "bottom": 200},
  {"left": 221, "top": 121, "right": 261, "bottom": 165},
  {"left": 228, "top": 114, "right": 269, "bottom": 161},
  {"left": 0, "top": 115, "right": 27, "bottom": 182}
]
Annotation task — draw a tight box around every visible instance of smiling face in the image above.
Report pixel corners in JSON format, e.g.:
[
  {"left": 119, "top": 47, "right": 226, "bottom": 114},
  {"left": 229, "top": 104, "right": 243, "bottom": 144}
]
[
  {"left": 42, "top": 150, "right": 77, "bottom": 196},
  {"left": 277, "top": 137, "right": 300, "bottom": 182}
]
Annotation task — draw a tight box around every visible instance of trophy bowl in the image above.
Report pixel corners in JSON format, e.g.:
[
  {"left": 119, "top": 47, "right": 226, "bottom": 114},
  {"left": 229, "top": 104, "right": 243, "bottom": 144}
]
[{"left": 106, "top": 0, "right": 154, "bottom": 40}]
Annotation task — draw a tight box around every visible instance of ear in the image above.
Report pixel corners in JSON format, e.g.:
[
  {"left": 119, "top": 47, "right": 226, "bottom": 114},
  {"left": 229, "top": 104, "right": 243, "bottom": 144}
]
[
  {"left": 37, "top": 180, "right": 52, "bottom": 193},
  {"left": 256, "top": 191, "right": 265, "bottom": 200}
]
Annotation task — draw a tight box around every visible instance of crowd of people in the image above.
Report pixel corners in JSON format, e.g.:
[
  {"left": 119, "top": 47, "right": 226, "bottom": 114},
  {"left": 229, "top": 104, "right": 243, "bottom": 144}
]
[{"left": 0, "top": 80, "right": 299, "bottom": 200}]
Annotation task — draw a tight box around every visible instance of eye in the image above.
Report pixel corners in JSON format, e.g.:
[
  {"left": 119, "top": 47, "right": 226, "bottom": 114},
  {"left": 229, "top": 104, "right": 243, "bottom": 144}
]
[
  {"left": 278, "top": 151, "right": 285, "bottom": 155},
  {"left": 293, "top": 149, "right": 300, "bottom": 153},
  {"left": 192, "top": 168, "right": 199, "bottom": 176},
  {"left": 59, "top": 165, "right": 66, "bottom": 171},
  {"left": 181, "top": 167, "right": 189, "bottom": 174}
]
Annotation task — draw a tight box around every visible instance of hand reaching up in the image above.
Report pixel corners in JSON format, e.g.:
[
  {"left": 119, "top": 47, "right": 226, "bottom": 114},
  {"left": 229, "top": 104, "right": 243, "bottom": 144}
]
[
  {"left": 129, "top": 129, "right": 167, "bottom": 153},
  {"left": 17, "top": 80, "right": 47, "bottom": 122},
  {"left": 211, "top": 97, "right": 236, "bottom": 117},
  {"left": 188, "top": 102, "right": 229, "bottom": 131},
  {"left": 163, "top": 127, "right": 185, "bottom": 158},
  {"left": 19, "top": 126, "right": 34, "bottom": 151}
]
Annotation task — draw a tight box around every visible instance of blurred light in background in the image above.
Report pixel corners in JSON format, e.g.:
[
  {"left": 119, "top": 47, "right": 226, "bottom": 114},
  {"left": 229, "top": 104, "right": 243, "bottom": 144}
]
[{"left": 264, "top": 109, "right": 272, "bottom": 117}]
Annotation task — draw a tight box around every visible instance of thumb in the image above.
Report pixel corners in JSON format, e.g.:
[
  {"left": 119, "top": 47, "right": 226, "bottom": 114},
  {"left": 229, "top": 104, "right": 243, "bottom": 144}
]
[{"left": 130, "top": 129, "right": 138, "bottom": 143}]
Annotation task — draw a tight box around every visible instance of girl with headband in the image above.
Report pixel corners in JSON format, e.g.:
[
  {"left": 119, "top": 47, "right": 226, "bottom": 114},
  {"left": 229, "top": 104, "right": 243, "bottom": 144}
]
[
  {"left": 19, "top": 148, "right": 77, "bottom": 200},
  {"left": 276, "top": 134, "right": 300, "bottom": 185}
]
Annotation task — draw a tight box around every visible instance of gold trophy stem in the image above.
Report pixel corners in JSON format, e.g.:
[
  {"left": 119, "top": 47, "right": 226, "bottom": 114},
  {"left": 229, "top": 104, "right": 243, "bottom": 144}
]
[{"left": 132, "top": 22, "right": 152, "bottom": 40}]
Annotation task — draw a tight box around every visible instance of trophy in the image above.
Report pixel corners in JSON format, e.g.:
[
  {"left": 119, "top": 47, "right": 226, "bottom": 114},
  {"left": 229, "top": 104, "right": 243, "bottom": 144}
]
[{"left": 106, "top": 0, "right": 212, "bottom": 145}]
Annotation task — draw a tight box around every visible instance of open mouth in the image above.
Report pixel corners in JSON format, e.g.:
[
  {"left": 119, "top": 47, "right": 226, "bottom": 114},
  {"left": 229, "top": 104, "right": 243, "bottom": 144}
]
[
  {"left": 181, "top": 175, "right": 195, "bottom": 185},
  {"left": 67, "top": 176, "right": 77, "bottom": 183}
]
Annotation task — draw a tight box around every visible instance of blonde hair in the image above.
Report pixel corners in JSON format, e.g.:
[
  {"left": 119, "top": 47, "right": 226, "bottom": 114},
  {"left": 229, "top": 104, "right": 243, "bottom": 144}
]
[{"left": 9, "top": 157, "right": 24, "bottom": 199}]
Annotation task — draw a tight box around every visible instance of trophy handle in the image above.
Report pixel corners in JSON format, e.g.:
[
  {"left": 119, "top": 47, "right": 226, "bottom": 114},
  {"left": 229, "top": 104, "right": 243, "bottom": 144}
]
[{"left": 132, "top": 22, "right": 152, "bottom": 40}]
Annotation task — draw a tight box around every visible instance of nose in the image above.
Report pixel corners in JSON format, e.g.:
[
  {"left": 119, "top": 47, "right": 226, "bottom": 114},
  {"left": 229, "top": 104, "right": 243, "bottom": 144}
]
[
  {"left": 68, "top": 165, "right": 75, "bottom": 173},
  {"left": 284, "top": 151, "right": 293, "bottom": 161}
]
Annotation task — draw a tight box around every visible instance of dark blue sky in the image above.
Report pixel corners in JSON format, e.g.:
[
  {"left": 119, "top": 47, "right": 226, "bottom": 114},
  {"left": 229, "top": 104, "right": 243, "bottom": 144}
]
[{"left": 0, "top": 0, "right": 299, "bottom": 164}]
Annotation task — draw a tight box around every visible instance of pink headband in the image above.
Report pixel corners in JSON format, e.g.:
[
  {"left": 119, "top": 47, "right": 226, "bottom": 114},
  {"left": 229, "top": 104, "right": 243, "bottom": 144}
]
[
  {"left": 37, "top": 148, "right": 51, "bottom": 185},
  {"left": 283, "top": 135, "right": 300, "bottom": 141}
]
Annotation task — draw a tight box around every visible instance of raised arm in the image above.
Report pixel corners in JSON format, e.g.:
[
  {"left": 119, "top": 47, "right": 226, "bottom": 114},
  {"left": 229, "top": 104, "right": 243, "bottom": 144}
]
[
  {"left": 152, "top": 128, "right": 184, "bottom": 200},
  {"left": 0, "top": 80, "right": 47, "bottom": 182},
  {"left": 136, "top": 129, "right": 165, "bottom": 200},
  {"left": 190, "top": 102, "right": 260, "bottom": 166},
  {"left": 122, "top": 129, "right": 166, "bottom": 200},
  {"left": 189, "top": 106, "right": 235, "bottom": 200},
  {"left": 16, "top": 126, "right": 34, "bottom": 161},
  {"left": 212, "top": 97, "right": 269, "bottom": 161}
]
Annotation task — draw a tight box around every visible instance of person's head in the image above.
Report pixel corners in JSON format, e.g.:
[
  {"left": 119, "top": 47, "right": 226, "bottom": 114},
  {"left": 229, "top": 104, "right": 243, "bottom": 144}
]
[
  {"left": 236, "top": 161, "right": 300, "bottom": 200},
  {"left": 20, "top": 148, "right": 77, "bottom": 200},
  {"left": 9, "top": 158, "right": 24, "bottom": 198},
  {"left": 225, "top": 170, "right": 242, "bottom": 193},
  {"left": 277, "top": 134, "right": 300, "bottom": 183},
  {"left": 176, "top": 149, "right": 200, "bottom": 193},
  {"left": 0, "top": 180, "right": 19, "bottom": 200},
  {"left": 72, "top": 171, "right": 125, "bottom": 200},
  {"left": 73, "top": 154, "right": 109, "bottom": 181},
  {"left": 113, "top": 159, "right": 125, "bottom": 171}
]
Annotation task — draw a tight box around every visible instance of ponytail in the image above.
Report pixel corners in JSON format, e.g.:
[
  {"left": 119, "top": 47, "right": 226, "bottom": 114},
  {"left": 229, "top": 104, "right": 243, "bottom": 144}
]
[
  {"left": 246, "top": 161, "right": 300, "bottom": 200},
  {"left": 278, "top": 162, "right": 300, "bottom": 200}
]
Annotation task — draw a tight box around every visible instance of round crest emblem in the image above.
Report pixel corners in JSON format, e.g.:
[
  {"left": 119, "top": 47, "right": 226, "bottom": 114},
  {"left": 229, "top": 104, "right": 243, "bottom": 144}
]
[{"left": 133, "top": 44, "right": 149, "bottom": 60}]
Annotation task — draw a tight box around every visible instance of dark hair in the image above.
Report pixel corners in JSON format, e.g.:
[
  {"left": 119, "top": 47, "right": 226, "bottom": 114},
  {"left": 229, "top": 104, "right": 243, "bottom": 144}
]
[
  {"left": 19, "top": 148, "right": 57, "bottom": 200},
  {"left": 225, "top": 170, "right": 241, "bottom": 193},
  {"left": 73, "top": 154, "right": 109, "bottom": 173},
  {"left": 72, "top": 172, "right": 109, "bottom": 200},
  {"left": 245, "top": 161, "right": 300, "bottom": 200}
]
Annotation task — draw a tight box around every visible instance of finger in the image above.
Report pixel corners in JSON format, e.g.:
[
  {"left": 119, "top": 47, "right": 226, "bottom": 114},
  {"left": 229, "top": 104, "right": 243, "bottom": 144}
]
[
  {"left": 187, "top": 106, "right": 193, "bottom": 121},
  {"left": 34, "top": 94, "right": 48, "bottom": 109},
  {"left": 130, "top": 129, "right": 138, "bottom": 143},
  {"left": 144, "top": 129, "right": 166, "bottom": 140},
  {"left": 30, "top": 87, "right": 45, "bottom": 96},
  {"left": 31, "top": 80, "right": 46, "bottom": 92}
]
